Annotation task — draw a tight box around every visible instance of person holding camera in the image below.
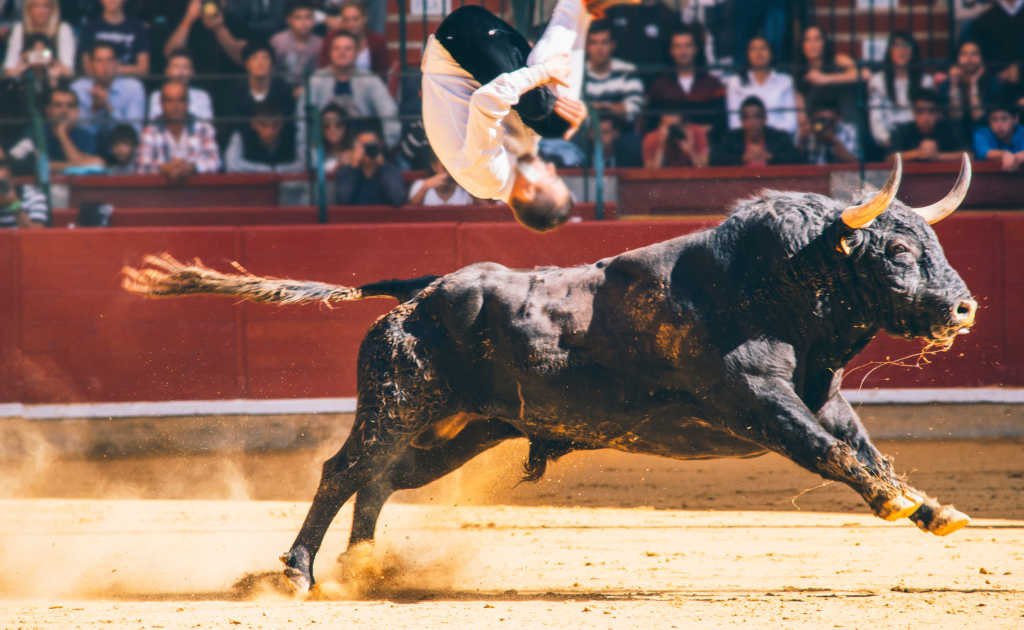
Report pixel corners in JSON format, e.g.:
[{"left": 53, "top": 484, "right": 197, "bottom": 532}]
[
  {"left": 334, "top": 126, "right": 403, "bottom": 206},
  {"left": 642, "top": 112, "right": 708, "bottom": 168},
  {"left": 800, "top": 100, "right": 859, "bottom": 165},
  {"left": 0, "top": 158, "right": 48, "bottom": 229},
  {"left": 408, "top": 149, "right": 473, "bottom": 206},
  {"left": 3, "top": 0, "right": 74, "bottom": 82}
]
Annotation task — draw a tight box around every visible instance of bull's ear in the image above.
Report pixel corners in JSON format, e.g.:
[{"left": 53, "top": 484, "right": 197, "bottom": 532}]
[
  {"left": 835, "top": 230, "right": 863, "bottom": 256},
  {"left": 841, "top": 155, "right": 901, "bottom": 229}
]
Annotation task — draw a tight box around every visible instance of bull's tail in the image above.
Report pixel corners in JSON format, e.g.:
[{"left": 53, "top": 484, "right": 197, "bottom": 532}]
[{"left": 122, "top": 253, "right": 375, "bottom": 306}]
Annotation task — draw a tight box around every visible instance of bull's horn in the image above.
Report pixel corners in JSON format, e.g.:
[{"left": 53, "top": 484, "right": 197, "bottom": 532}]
[
  {"left": 912, "top": 153, "right": 971, "bottom": 224},
  {"left": 841, "top": 155, "right": 901, "bottom": 229}
]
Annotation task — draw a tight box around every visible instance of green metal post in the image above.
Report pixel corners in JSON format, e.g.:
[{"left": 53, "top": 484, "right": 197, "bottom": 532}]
[{"left": 26, "top": 70, "right": 51, "bottom": 224}]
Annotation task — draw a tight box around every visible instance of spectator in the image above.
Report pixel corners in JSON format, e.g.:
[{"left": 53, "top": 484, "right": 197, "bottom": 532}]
[
  {"left": 734, "top": 0, "right": 788, "bottom": 66},
  {"left": 163, "top": 0, "right": 249, "bottom": 79},
  {"left": 604, "top": 0, "right": 682, "bottom": 76},
  {"left": 5, "top": 32, "right": 64, "bottom": 88},
  {"left": 724, "top": 36, "right": 798, "bottom": 137},
  {"left": 0, "top": 158, "right": 48, "bottom": 228},
  {"left": 137, "top": 81, "right": 222, "bottom": 180},
  {"left": 408, "top": 150, "right": 472, "bottom": 206},
  {"left": 939, "top": 40, "right": 1002, "bottom": 141},
  {"left": 969, "top": 0, "right": 1024, "bottom": 84},
  {"left": 888, "top": 89, "right": 968, "bottom": 163},
  {"left": 309, "top": 31, "right": 398, "bottom": 148},
  {"left": 3, "top": 0, "right": 73, "bottom": 81},
  {"left": 335, "top": 127, "right": 403, "bottom": 206},
  {"left": 583, "top": 20, "right": 643, "bottom": 125},
  {"left": 225, "top": 101, "right": 305, "bottom": 173},
  {"left": 104, "top": 123, "right": 138, "bottom": 174},
  {"left": 799, "top": 99, "right": 859, "bottom": 165},
  {"left": 974, "top": 98, "right": 1024, "bottom": 172},
  {"left": 270, "top": 0, "right": 322, "bottom": 91},
  {"left": 317, "top": 0, "right": 388, "bottom": 76},
  {"left": 647, "top": 27, "right": 727, "bottom": 136},
  {"left": 147, "top": 48, "right": 215, "bottom": 121},
  {"left": 320, "top": 103, "right": 352, "bottom": 174},
  {"left": 596, "top": 117, "right": 643, "bottom": 168},
  {"left": 220, "top": 41, "right": 295, "bottom": 146},
  {"left": 643, "top": 112, "right": 708, "bottom": 168},
  {"left": 795, "top": 25, "right": 864, "bottom": 122},
  {"left": 224, "top": 0, "right": 287, "bottom": 42},
  {"left": 868, "top": 32, "right": 934, "bottom": 150},
  {"left": 711, "top": 96, "right": 802, "bottom": 166},
  {"left": 71, "top": 42, "right": 146, "bottom": 143},
  {"left": 79, "top": 0, "right": 150, "bottom": 78},
  {"left": 35, "top": 87, "right": 106, "bottom": 173}
]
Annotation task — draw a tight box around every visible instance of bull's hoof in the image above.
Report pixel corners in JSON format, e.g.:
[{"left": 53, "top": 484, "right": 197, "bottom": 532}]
[
  {"left": 279, "top": 547, "right": 312, "bottom": 597},
  {"left": 911, "top": 504, "right": 971, "bottom": 536},
  {"left": 875, "top": 492, "right": 924, "bottom": 521}
]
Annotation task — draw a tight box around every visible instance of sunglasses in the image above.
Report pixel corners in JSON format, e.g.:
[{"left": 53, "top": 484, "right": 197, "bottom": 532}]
[
  {"left": 914, "top": 107, "right": 939, "bottom": 114},
  {"left": 323, "top": 120, "right": 346, "bottom": 129}
]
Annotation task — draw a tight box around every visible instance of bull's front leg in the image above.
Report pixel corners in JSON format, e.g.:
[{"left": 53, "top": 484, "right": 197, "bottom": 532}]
[
  {"left": 816, "top": 384, "right": 970, "bottom": 536},
  {"left": 721, "top": 340, "right": 924, "bottom": 523}
]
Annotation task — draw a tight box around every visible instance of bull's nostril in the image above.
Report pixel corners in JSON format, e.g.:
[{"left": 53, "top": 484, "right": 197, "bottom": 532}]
[{"left": 953, "top": 298, "right": 977, "bottom": 322}]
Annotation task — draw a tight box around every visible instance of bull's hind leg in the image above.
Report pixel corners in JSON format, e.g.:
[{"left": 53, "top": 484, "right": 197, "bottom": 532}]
[
  {"left": 346, "top": 418, "right": 522, "bottom": 550},
  {"left": 817, "top": 394, "right": 970, "bottom": 535}
]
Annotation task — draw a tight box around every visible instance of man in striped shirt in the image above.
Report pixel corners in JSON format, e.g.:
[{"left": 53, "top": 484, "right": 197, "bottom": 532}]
[
  {"left": 0, "top": 159, "right": 48, "bottom": 229},
  {"left": 583, "top": 19, "right": 644, "bottom": 125},
  {"left": 136, "top": 81, "right": 222, "bottom": 181}
]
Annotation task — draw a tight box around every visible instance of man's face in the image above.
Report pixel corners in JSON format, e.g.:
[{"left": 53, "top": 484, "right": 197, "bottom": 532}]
[
  {"left": 669, "top": 33, "right": 696, "bottom": 68},
  {"left": 341, "top": 7, "right": 366, "bottom": 35},
  {"left": 989, "top": 110, "right": 1018, "bottom": 142},
  {"left": 747, "top": 38, "right": 771, "bottom": 69},
  {"left": 101, "top": 0, "right": 125, "bottom": 12},
  {"left": 46, "top": 92, "right": 77, "bottom": 125},
  {"left": 166, "top": 56, "right": 194, "bottom": 81},
  {"left": 161, "top": 83, "right": 189, "bottom": 122},
  {"left": 110, "top": 140, "right": 134, "bottom": 164},
  {"left": 913, "top": 100, "right": 940, "bottom": 136},
  {"left": 511, "top": 155, "right": 559, "bottom": 203},
  {"left": 957, "top": 42, "right": 982, "bottom": 76},
  {"left": 586, "top": 31, "right": 614, "bottom": 67},
  {"left": 91, "top": 47, "right": 118, "bottom": 84},
  {"left": 740, "top": 105, "right": 765, "bottom": 136},
  {"left": 245, "top": 50, "right": 273, "bottom": 78},
  {"left": 330, "top": 36, "right": 357, "bottom": 70},
  {"left": 287, "top": 8, "right": 315, "bottom": 38},
  {"left": 252, "top": 116, "right": 284, "bottom": 147},
  {"left": 599, "top": 119, "right": 618, "bottom": 151}
]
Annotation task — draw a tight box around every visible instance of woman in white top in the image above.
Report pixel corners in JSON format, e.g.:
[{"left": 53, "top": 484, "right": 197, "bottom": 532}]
[
  {"left": 724, "top": 36, "right": 797, "bottom": 137},
  {"left": 408, "top": 152, "right": 473, "bottom": 206},
  {"left": 3, "top": 0, "right": 73, "bottom": 80},
  {"left": 868, "top": 31, "right": 934, "bottom": 149}
]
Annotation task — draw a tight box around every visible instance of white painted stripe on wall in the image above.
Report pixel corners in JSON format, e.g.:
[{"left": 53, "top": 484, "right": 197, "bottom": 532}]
[{"left": 1, "top": 389, "right": 1023, "bottom": 420}]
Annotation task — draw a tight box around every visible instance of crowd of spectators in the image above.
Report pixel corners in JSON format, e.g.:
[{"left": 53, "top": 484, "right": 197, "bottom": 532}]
[{"left": 0, "top": 0, "right": 1022, "bottom": 223}]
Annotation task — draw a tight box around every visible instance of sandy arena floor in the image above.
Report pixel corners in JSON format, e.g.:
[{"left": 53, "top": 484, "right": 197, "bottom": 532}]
[{"left": 1, "top": 438, "right": 1023, "bottom": 628}]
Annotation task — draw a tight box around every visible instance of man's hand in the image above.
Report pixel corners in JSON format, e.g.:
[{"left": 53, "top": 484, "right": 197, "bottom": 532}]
[
  {"left": 201, "top": 4, "right": 226, "bottom": 31},
  {"left": 1001, "top": 150, "right": 1019, "bottom": 173},
  {"left": 185, "top": 0, "right": 204, "bottom": 23},
  {"left": 553, "top": 95, "right": 587, "bottom": 140},
  {"left": 90, "top": 85, "right": 110, "bottom": 113},
  {"left": 918, "top": 139, "right": 939, "bottom": 161},
  {"left": 423, "top": 171, "right": 449, "bottom": 189},
  {"left": 542, "top": 53, "right": 572, "bottom": 88}
]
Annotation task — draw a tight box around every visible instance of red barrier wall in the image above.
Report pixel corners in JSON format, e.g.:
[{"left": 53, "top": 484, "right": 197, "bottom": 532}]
[{"left": 0, "top": 217, "right": 1019, "bottom": 404}]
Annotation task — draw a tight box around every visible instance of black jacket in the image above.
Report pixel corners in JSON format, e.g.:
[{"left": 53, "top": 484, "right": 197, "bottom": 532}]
[
  {"left": 710, "top": 127, "right": 804, "bottom": 167},
  {"left": 335, "top": 163, "right": 405, "bottom": 207}
]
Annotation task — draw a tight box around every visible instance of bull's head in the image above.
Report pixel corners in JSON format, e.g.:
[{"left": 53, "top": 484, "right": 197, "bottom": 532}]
[{"left": 836, "top": 154, "right": 977, "bottom": 347}]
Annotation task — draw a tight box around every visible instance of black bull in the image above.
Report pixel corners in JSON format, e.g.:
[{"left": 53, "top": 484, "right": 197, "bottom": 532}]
[{"left": 123, "top": 156, "right": 979, "bottom": 595}]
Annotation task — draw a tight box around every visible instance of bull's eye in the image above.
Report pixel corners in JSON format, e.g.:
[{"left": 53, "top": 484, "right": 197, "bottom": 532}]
[{"left": 890, "top": 244, "right": 909, "bottom": 256}]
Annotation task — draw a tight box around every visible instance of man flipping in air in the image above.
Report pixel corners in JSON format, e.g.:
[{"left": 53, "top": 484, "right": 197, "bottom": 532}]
[{"left": 422, "top": 0, "right": 634, "bottom": 232}]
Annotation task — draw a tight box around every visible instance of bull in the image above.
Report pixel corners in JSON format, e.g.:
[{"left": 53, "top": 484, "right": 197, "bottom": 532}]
[{"left": 123, "top": 155, "right": 978, "bottom": 595}]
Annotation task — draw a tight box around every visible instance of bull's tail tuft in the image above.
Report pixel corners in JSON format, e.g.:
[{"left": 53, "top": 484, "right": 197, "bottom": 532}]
[{"left": 122, "top": 253, "right": 372, "bottom": 306}]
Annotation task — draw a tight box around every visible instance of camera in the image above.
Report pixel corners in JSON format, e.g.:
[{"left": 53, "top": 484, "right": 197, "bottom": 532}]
[
  {"left": 363, "top": 143, "right": 380, "bottom": 159},
  {"left": 812, "top": 117, "right": 834, "bottom": 134},
  {"left": 202, "top": 0, "right": 220, "bottom": 18},
  {"left": 668, "top": 124, "right": 686, "bottom": 141},
  {"left": 26, "top": 48, "right": 52, "bottom": 66}
]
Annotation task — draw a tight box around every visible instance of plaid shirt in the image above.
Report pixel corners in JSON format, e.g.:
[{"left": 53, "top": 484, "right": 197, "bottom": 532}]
[{"left": 136, "top": 118, "right": 222, "bottom": 175}]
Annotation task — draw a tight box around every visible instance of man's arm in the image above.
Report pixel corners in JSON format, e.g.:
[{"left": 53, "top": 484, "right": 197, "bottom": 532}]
[
  {"left": 374, "top": 164, "right": 406, "bottom": 207},
  {"left": 193, "top": 122, "right": 223, "bottom": 174}
]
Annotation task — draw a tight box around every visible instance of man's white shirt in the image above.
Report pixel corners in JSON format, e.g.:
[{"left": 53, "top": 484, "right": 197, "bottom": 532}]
[{"left": 421, "top": 35, "right": 550, "bottom": 203}]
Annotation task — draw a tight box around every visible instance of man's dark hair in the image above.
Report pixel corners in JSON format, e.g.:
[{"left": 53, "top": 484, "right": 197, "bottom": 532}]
[
  {"left": 253, "top": 101, "right": 284, "bottom": 119},
  {"left": 166, "top": 47, "right": 193, "bottom": 63},
  {"left": 286, "top": 0, "right": 315, "bottom": 16},
  {"left": 242, "top": 40, "right": 276, "bottom": 63},
  {"left": 911, "top": 88, "right": 941, "bottom": 107},
  {"left": 48, "top": 86, "right": 78, "bottom": 106},
  {"left": 987, "top": 86, "right": 1019, "bottom": 118},
  {"left": 329, "top": 30, "right": 359, "bottom": 49},
  {"left": 90, "top": 42, "right": 118, "bottom": 58},
  {"left": 587, "top": 19, "right": 612, "bottom": 37},
  {"left": 740, "top": 96, "right": 766, "bottom": 116},
  {"left": 810, "top": 98, "right": 841, "bottom": 116},
  {"left": 109, "top": 124, "right": 138, "bottom": 147},
  {"left": 510, "top": 189, "right": 574, "bottom": 233},
  {"left": 957, "top": 38, "right": 984, "bottom": 60}
]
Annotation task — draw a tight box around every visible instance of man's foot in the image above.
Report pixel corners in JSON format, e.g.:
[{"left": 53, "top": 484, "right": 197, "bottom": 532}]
[{"left": 584, "top": 0, "right": 640, "bottom": 19}]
